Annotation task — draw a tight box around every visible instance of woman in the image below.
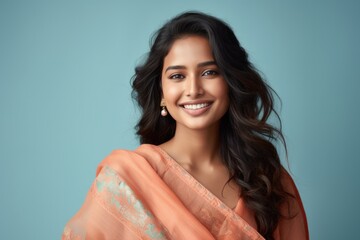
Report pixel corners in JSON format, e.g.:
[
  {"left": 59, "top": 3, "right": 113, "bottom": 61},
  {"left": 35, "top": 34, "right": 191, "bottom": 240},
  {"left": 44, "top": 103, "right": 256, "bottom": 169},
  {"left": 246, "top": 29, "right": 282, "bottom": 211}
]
[{"left": 63, "top": 12, "right": 309, "bottom": 240}]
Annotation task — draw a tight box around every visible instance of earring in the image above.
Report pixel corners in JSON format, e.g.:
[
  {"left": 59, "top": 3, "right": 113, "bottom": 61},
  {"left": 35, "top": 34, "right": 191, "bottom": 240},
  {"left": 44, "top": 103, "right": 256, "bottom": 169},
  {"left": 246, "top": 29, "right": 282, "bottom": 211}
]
[
  {"left": 161, "top": 106, "right": 168, "bottom": 116},
  {"left": 160, "top": 99, "right": 168, "bottom": 117}
]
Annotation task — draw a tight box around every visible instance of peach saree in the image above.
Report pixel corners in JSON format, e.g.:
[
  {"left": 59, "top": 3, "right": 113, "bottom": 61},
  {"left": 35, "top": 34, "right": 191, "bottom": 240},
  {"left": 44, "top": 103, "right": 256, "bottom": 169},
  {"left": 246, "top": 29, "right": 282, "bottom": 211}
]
[{"left": 63, "top": 144, "right": 308, "bottom": 240}]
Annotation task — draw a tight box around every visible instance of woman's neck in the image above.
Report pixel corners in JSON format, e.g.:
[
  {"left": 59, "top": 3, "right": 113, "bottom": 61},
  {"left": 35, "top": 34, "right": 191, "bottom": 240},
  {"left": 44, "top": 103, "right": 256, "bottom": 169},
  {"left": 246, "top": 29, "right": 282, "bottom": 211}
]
[{"left": 161, "top": 123, "right": 222, "bottom": 168}]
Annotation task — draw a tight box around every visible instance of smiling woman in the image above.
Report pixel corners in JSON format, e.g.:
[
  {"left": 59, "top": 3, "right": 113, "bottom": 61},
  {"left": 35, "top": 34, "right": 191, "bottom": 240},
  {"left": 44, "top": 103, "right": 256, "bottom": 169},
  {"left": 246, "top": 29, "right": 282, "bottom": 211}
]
[{"left": 63, "top": 11, "right": 309, "bottom": 240}]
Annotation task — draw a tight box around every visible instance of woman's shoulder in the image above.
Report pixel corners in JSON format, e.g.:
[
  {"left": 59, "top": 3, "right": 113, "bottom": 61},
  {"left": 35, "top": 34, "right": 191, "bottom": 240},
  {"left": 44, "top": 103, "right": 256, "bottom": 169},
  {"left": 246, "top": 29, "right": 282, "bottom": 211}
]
[
  {"left": 95, "top": 144, "right": 165, "bottom": 176},
  {"left": 280, "top": 168, "right": 300, "bottom": 196},
  {"left": 99, "top": 144, "right": 158, "bottom": 162},
  {"left": 278, "top": 168, "right": 304, "bottom": 218},
  {"left": 276, "top": 168, "right": 309, "bottom": 240},
  {"left": 280, "top": 168, "right": 307, "bottom": 212}
]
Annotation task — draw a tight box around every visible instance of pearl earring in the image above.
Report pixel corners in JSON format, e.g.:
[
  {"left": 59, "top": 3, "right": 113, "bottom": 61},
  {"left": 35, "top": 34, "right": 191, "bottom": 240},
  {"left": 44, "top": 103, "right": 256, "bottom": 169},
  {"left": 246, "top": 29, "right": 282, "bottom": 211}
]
[
  {"left": 161, "top": 106, "right": 168, "bottom": 116},
  {"left": 160, "top": 99, "right": 168, "bottom": 117}
]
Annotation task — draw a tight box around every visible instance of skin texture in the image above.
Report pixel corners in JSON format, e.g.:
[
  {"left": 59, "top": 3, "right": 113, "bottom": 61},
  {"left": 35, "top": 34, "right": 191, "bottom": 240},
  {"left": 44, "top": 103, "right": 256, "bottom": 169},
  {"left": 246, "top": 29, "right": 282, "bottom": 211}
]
[{"left": 159, "top": 36, "right": 239, "bottom": 209}]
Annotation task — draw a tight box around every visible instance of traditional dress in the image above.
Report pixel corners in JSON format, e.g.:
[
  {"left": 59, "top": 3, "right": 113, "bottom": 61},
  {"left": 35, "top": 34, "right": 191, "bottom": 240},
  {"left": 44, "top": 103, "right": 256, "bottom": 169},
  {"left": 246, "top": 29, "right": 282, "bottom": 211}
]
[{"left": 63, "top": 144, "right": 308, "bottom": 240}]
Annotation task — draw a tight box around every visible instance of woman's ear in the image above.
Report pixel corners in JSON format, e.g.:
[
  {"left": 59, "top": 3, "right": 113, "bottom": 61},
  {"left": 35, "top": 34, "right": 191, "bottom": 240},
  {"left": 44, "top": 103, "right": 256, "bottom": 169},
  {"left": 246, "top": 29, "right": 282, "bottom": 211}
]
[{"left": 160, "top": 98, "right": 166, "bottom": 107}]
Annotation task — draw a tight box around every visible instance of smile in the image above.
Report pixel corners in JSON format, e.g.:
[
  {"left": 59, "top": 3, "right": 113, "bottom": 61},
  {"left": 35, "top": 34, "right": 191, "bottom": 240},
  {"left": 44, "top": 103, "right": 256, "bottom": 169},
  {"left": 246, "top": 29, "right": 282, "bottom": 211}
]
[{"left": 182, "top": 103, "right": 210, "bottom": 110}]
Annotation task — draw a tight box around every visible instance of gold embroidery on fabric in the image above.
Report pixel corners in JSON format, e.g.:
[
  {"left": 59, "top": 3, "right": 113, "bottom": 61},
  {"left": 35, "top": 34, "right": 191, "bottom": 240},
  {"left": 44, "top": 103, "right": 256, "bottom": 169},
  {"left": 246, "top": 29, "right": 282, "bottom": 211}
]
[{"left": 94, "top": 166, "right": 167, "bottom": 239}]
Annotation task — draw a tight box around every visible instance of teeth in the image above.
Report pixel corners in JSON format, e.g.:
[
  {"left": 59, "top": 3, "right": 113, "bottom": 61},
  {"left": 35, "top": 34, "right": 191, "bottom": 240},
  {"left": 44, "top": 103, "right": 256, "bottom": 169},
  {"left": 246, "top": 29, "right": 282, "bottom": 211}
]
[{"left": 183, "top": 103, "right": 210, "bottom": 110}]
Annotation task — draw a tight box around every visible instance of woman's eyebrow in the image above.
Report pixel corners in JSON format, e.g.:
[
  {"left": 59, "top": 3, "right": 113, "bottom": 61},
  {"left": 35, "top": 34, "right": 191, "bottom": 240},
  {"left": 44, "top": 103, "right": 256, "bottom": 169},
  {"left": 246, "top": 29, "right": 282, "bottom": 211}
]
[
  {"left": 165, "top": 65, "right": 186, "bottom": 72},
  {"left": 165, "top": 60, "right": 217, "bottom": 73},
  {"left": 197, "top": 60, "right": 216, "bottom": 68}
]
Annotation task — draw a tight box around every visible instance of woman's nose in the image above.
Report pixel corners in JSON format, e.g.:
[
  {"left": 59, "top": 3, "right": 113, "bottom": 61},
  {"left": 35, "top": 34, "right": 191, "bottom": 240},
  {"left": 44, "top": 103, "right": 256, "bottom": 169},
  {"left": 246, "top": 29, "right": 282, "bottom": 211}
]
[{"left": 185, "top": 75, "right": 204, "bottom": 97}]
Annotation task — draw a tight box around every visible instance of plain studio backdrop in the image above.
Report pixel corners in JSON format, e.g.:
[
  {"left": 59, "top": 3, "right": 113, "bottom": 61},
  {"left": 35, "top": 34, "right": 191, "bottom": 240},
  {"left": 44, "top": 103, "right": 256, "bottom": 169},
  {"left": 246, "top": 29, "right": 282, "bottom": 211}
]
[{"left": 1, "top": 1, "right": 359, "bottom": 239}]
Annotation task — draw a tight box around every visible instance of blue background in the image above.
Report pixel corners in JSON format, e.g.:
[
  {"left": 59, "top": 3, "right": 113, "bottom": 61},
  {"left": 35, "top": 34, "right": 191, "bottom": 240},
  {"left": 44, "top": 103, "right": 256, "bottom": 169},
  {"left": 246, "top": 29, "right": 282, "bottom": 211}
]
[{"left": 1, "top": 1, "right": 359, "bottom": 239}]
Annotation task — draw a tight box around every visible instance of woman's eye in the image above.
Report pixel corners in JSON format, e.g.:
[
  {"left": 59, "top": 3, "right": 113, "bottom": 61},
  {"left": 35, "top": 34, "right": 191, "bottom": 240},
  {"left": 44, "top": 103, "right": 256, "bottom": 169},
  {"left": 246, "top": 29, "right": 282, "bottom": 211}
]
[
  {"left": 169, "top": 74, "right": 185, "bottom": 79},
  {"left": 202, "top": 70, "right": 218, "bottom": 76}
]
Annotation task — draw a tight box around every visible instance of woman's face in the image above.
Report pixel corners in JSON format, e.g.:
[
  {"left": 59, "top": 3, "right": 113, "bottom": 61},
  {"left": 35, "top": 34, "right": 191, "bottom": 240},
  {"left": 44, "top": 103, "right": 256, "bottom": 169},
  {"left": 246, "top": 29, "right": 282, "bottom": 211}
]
[{"left": 161, "top": 35, "right": 229, "bottom": 131}]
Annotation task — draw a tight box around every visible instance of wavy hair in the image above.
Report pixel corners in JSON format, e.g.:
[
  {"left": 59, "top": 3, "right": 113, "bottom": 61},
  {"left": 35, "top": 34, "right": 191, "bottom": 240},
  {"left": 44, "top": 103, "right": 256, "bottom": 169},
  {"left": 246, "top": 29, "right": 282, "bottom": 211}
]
[{"left": 131, "top": 11, "right": 292, "bottom": 239}]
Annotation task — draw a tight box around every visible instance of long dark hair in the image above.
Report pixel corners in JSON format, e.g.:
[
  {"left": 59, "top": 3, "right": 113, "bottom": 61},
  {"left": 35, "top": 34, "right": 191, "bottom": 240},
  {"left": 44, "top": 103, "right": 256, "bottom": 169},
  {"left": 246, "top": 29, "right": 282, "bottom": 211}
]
[{"left": 131, "top": 11, "right": 292, "bottom": 239}]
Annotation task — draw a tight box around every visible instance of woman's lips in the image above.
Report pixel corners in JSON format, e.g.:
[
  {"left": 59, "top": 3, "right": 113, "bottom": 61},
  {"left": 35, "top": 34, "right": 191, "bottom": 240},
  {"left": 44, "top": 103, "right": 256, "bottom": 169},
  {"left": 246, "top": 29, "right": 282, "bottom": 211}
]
[
  {"left": 180, "top": 102, "right": 212, "bottom": 116},
  {"left": 183, "top": 102, "right": 210, "bottom": 109}
]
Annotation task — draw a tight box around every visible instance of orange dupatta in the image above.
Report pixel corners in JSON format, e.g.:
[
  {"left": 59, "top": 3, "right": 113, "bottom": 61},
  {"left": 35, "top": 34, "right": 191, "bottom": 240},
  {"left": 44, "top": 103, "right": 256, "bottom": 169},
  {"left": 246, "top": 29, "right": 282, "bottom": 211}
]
[{"left": 63, "top": 144, "right": 308, "bottom": 239}]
